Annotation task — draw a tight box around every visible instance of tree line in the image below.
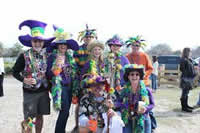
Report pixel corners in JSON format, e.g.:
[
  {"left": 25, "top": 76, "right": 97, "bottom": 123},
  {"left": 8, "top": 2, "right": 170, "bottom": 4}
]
[{"left": 0, "top": 42, "right": 199, "bottom": 58}]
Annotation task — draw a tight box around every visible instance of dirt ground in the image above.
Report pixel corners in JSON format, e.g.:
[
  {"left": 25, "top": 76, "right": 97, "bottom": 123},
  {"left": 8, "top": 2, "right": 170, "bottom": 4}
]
[{"left": 0, "top": 77, "right": 200, "bottom": 133}]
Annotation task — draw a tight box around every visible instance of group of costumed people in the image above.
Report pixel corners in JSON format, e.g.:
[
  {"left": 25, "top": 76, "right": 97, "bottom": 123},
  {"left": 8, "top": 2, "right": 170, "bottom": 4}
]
[{"left": 12, "top": 19, "right": 156, "bottom": 133}]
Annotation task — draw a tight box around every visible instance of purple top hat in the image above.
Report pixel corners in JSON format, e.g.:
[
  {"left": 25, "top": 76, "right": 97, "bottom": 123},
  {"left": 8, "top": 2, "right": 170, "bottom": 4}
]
[
  {"left": 106, "top": 35, "right": 124, "bottom": 47},
  {"left": 51, "top": 25, "right": 79, "bottom": 51},
  {"left": 18, "top": 20, "right": 55, "bottom": 47}
]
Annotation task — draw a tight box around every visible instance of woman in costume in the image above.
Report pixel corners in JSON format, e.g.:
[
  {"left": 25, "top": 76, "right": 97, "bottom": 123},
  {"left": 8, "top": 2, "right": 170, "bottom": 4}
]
[
  {"left": 179, "top": 47, "right": 196, "bottom": 112},
  {"left": 116, "top": 64, "right": 150, "bottom": 133},
  {"left": 12, "top": 20, "right": 55, "bottom": 133},
  {"left": 104, "top": 35, "right": 129, "bottom": 91},
  {"left": 81, "top": 41, "right": 105, "bottom": 79},
  {"left": 78, "top": 75, "right": 124, "bottom": 133},
  {"left": 46, "top": 25, "right": 79, "bottom": 133}
]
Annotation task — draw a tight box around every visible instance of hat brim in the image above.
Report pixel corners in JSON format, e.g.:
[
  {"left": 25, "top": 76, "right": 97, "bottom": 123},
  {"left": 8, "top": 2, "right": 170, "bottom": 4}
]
[
  {"left": 123, "top": 68, "right": 144, "bottom": 82},
  {"left": 18, "top": 34, "right": 55, "bottom": 47},
  {"left": 87, "top": 42, "right": 104, "bottom": 52},
  {"left": 51, "top": 39, "right": 79, "bottom": 51}
]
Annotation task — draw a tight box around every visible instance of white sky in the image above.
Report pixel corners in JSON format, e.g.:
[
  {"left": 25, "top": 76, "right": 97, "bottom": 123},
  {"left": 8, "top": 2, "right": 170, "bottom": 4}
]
[{"left": 1, "top": 0, "right": 200, "bottom": 51}]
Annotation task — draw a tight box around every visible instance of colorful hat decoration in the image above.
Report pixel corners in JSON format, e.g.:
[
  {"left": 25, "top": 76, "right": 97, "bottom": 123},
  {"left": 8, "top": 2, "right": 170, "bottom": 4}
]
[
  {"left": 18, "top": 20, "right": 55, "bottom": 47},
  {"left": 77, "top": 24, "right": 97, "bottom": 42},
  {"left": 106, "top": 34, "right": 124, "bottom": 47},
  {"left": 81, "top": 75, "right": 106, "bottom": 88},
  {"left": 87, "top": 40, "right": 104, "bottom": 52},
  {"left": 125, "top": 35, "right": 147, "bottom": 48},
  {"left": 52, "top": 25, "right": 79, "bottom": 51},
  {"left": 123, "top": 64, "right": 145, "bottom": 81}
]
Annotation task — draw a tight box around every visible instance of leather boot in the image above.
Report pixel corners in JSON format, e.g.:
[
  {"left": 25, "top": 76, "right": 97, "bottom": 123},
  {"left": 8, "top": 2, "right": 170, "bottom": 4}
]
[{"left": 180, "top": 98, "right": 192, "bottom": 112}]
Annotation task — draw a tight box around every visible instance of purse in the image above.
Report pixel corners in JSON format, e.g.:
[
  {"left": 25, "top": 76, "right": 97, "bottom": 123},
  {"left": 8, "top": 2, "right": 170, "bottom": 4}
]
[{"left": 182, "top": 77, "right": 195, "bottom": 89}]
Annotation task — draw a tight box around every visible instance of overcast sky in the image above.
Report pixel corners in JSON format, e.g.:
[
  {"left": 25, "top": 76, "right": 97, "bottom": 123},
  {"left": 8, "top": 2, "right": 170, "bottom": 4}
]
[{"left": 1, "top": 0, "right": 200, "bottom": 50}]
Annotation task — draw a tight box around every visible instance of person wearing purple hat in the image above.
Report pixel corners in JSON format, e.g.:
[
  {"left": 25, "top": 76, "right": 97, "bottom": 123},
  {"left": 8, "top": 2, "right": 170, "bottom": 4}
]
[
  {"left": 46, "top": 25, "right": 79, "bottom": 133},
  {"left": 78, "top": 75, "right": 124, "bottom": 133},
  {"left": 104, "top": 35, "right": 129, "bottom": 91},
  {"left": 12, "top": 20, "right": 55, "bottom": 133}
]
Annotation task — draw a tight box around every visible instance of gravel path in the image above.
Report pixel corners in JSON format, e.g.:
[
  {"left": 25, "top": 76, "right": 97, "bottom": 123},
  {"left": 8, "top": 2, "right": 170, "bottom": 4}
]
[{"left": 0, "top": 77, "right": 200, "bottom": 133}]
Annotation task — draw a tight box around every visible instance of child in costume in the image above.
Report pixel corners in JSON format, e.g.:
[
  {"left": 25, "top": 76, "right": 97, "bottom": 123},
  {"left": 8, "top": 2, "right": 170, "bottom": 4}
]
[
  {"left": 46, "top": 25, "right": 79, "bottom": 133},
  {"left": 12, "top": 20, "right": 55, "bottom": 133},
  {"left": 78, "top": 75, "right": 124, "bottom": 133}
]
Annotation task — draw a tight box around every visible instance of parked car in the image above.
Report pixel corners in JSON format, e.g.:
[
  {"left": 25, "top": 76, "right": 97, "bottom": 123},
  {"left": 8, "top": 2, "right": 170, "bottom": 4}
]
[{"left": 157, "top": 55, "right": 180, "bottom": 75}]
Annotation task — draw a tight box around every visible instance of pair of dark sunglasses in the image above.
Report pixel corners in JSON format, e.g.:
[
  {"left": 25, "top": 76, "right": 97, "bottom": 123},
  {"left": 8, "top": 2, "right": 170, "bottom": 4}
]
[
  {"left": 129, "top": 73, "right": 140, "bottom": 76},
  {"left": 132, "top": 44, "right": 140, "bottom": 47}
]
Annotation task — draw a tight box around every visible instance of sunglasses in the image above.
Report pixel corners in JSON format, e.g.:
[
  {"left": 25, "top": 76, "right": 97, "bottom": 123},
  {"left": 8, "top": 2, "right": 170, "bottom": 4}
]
[
  {"left": 132, "top": 44, "right": 140, "bottom": 47},
  {"left": 129, "top": 73, "right": 140, "bottom": 76}
]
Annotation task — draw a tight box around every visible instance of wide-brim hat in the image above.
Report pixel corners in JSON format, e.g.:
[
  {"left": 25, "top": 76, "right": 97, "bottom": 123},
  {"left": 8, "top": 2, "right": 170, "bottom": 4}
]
[
  {"left": 106, "top": 35, "right": 124, "bottom": 47},
  {"left": 18, "top": 35, "right": 55, "bottom": 47},
  {"left": 123, "top": 64, "right": 145, "bottom": 82},
  {"left": 87, "top": 41, "right": 104, "bottom": 52},
  {"left": 51, "top": 25, "right": 79, "bottom": 51},
  {"left": 18, "top": 20, "right": 55, "bottom": 47},
  {"left": 51, "top": 39, "right": 79, "bottom": 51},
  {"left": 81, "top": 75, "right": 106, "bottom": 88}
]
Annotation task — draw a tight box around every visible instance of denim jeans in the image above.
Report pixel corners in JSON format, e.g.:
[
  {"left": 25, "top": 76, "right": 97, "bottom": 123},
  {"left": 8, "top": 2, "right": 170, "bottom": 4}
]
[
  {"left": 144, "top": 114, "right": 151, "bottom": 133},
  {"left": 151, "top": 74, "right": 157, "bottom": 91},
  {"left": 55, "top": 86, "right": 72, "bottom": 133},
  {"left": 123, "top": 120, "right": 133, "bottom": 133},
  {"left": 0, "top": 74, "right": 4, "bottom": 97}
]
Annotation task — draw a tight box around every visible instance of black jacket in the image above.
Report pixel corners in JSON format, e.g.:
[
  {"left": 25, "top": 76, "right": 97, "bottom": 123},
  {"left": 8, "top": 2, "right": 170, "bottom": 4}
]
[{"left": 180, "top": 58, "right": 196, "bottom": 78}]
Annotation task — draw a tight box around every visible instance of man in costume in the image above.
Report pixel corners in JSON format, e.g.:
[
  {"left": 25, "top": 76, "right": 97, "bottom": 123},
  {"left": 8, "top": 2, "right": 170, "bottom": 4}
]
[
  {"left": 72, "top": 24, "right": 98, "bottom": 131},
  {"left": 12, "top": 20, "right": 55, "bottom": 133}
]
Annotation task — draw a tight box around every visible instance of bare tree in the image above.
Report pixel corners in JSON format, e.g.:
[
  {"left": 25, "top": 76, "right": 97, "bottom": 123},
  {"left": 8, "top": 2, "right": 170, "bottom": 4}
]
[{"left": 147, "top": 43, "right": 172, "bottom": 56}]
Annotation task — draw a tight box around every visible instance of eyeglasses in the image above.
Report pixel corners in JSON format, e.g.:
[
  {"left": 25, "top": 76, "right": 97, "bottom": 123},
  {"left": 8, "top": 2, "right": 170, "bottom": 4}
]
[{"left": 129, "top": 73, "right": 140, "bottom": 76}]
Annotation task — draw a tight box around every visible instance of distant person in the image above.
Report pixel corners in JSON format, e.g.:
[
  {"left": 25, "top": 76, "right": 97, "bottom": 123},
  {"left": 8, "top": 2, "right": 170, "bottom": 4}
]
[
  {"left": 0, "top": 56, "right": 5, "bottom": 97},
  {"left": 194, "top": 59, "right": 200, "bottom": 108},
  {"left": 126, "top": 35, "right": 153, "bottom": 87},
  {"left": 180, "top": 47, "right": 196, "bottom": 112},
  {"left": 12, "top": 20, "right": 55, "bottom": 133},
  {"left": 151, "top": 56, "right": 159, "bottom": 92}
]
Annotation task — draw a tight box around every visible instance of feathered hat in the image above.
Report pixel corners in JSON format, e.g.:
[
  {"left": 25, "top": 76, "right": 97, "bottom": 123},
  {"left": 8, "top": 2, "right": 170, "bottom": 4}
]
[
  {"left": 18, "top": 20, "right": 55, "bottom": 47},
  {"left": 51, "top": 25, "right": 79, "bottom": 51},
  {"left": 125, "top": 35, "right": 147, "bottom": 48},
  {"left": 106, "top": 34, "right": 124, "bottom": 47},
  {"left": 123, "top": 64, "right": 145, "bottom": 81},
  {"left": 77, "top": 24, "right": 97, "bottom": 42}
]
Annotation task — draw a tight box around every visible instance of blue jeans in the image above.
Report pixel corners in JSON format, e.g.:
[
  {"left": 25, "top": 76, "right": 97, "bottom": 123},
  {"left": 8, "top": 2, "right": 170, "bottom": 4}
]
[
  {"left": 151, "top": 74, "right": 157, "bottom": 90},
  {"left": 55, "top": 86, "right": 72, "bottom": 133},
  {"left": 144, "top": 114, "right": 151, "bottom": 133},
  {"left": 123, "top": 120, "right": 133, "bottom": 133}
]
